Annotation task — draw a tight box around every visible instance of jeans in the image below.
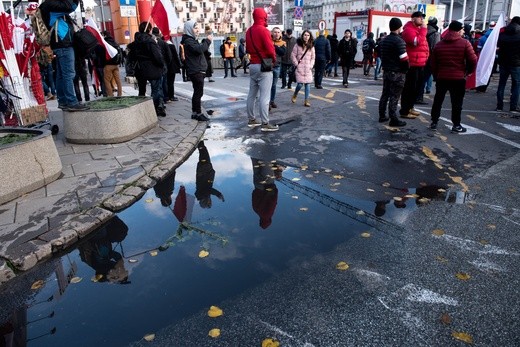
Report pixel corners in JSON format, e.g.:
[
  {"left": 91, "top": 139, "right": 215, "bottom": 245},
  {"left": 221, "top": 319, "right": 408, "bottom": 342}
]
[
  {"left": 280, "top": 63, "right": 294, "bottom": 87},
  {"left": 379, "top": 70, "right": 406, "bottom": 119},
  {"left": 104, "top": 64, "right": 122, "bottom": 97},
  {"left": 247, "top": 64, "right": 273, "bottom": 124},
  {"left": 314, "top": 59, "right": 326, "bottom": 86},
  {"left": 294, "top": 83, "right": 310, "bottom": 100},
  {"left": 496, "top": 65, "right": 520, "bottom": 111},
  {"left": 431, "top": 79, "right": 466, "bottom": 126},
  {"left": 223, "top": 58, "right": 236, "bottom": 77},
  {"left": 150, "top": 78, "right": 164, "bottom": 111},
  {"left": 54, "top": 47, "right": 78, "bottom": 106},
  {"left": 400, "top": 66, "right": 424, "bottom": 115},
  {"left": 326, "top": 59, "right": 338, "bottom": 76},
  {"left": 342, "top": 65, "right": 351, "bottom": 85},
  {"left": 374, "top": 57, "right": 381, "bottom": 80},
  {"left": 41, "top": 64, "right": 55, "bottom": 95},
  {"left": 270, "top": 66, "right": 281, "bottom": 102}
]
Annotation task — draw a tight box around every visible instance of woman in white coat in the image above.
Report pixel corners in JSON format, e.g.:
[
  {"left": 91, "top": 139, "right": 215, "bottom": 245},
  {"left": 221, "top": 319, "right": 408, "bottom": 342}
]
[{"left": 290, "top": 30, "right": 316, "bottom": 107}]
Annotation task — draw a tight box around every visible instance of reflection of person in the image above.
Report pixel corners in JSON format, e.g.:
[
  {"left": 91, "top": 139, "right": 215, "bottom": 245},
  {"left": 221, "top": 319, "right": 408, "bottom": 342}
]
[
  {"left": 374, "top": 200, "right": 390, "bottom": 217},
  {"left": 78, "top": 216, "right": 129, "bottom": 284},
  {"left": 251, "top": 158, "right": 283, "bottom": 229},
  {"left": 153, "top": 171, "right": 176, "bottom": 207},
  {"left": 195, "top": 141, "right": 224, "bottom": 208}
]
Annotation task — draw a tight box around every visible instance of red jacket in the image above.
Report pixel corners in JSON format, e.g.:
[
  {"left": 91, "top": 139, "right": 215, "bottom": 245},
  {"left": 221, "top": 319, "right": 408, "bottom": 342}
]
[
  {"left": 401, "top": 21, "right": 429, "bottom": 67},
  {"left": 431, "top": 30, "right": 477, "bottom": 80},
  {"left": 245, "top": 8, "right": 276, "bottom": 64}
]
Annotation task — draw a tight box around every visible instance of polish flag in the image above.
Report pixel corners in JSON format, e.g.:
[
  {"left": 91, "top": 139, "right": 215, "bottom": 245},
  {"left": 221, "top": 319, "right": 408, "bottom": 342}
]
[
  {"left": 151, "top": 0, "right": 179, "bottom": 39},
  {"left": 475, "top": 13, "right": 505, "bottom": 87},
  {"left": 85, "top": 18, "right": 118, "bottom": 60}
]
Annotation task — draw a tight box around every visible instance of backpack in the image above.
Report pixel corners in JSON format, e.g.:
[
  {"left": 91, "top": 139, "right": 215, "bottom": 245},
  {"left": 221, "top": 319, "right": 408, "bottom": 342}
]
[
  {"left": 36, "top": 46, "right": 54, "bottom": 66},
  {"left": 31, "top": 9, "right": 54, "bottom": 46},
  {"left": 362, "top": 39, "right": 371, "bottom": 54}
]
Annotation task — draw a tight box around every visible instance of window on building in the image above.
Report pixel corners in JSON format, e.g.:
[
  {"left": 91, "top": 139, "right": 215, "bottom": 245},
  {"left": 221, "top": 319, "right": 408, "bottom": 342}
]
[{"left": 187, "top": 13, "right": 190, "bottom": 20}]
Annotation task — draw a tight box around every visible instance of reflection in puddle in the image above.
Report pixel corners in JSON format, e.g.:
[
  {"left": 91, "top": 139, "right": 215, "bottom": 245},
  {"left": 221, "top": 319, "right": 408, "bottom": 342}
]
[{"left": 0, "top": 140, "right": 457, "bottom": 346}]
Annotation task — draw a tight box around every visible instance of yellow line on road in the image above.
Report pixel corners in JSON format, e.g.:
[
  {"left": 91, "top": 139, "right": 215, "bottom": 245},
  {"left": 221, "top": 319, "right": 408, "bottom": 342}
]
[{"left": 310, "top": 93, "right": 335, "bottom": 103}]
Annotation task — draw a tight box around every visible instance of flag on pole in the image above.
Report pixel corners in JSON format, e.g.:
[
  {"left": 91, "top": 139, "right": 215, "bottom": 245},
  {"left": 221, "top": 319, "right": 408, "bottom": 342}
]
[
  {"left": 150, "top": 0, "right": 179, "bottom": 39},
  {"left": 475, "top": 13, "right": 505, "bottom": 87},
  {"left": 85, "top": 18, "right": 118, "bottom": 60}
]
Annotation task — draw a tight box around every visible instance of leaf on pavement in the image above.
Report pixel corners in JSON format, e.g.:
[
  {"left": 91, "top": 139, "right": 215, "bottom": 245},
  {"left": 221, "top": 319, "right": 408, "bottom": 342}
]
[
  {"left": 299, "top": 207, "right": 309, "bottom": 211},
  {"left": 393, "top": 197, "right": 403, "bottom": 202},
  {"left": 361, "top": 232, "right": 371, "bottom": 238},
  {"left": 330, "top": 182, "right": 340, "bottom": 186},
  {"left": 440, "top": 312, "right": 452, "bottom": 325},
  {"left": 404, "top": 193, "right": 420, "bottom": 198},
  {"left": 437, "top": 188, "right": 446, "bottom": 193},
  {"left": 487, "top": 224, "right": 496, "bottom": 230},
  {"left": 455, "top": 272, "right": 471, "bottom": 281},
  {"left": 291, "top": 177, "right": 301, "bottom": 182},
  {"left": 300, "top": 165, "right": 308, "bottom": 171},
  {"left": 324, "top": 169, "right": 332, "bottom": 173},
  {"left": 31, "top": 280, "right": 45, "bottom": 290},
  {"left": 145, "top": 198, "right": 153, "bottom": 203},
  {"left": 70, "top": 276, "right": 82, "bottom": 284},
  {"left": 366, "top": 188, "right": 375, "bottom": 192},
  {"left": 128, "top": 259, "right": 138, "bottom": 263},
  {"left": 356, "top": 210, "right": 365, "bottom": 215},
  {"left": 336, "top": 261, "right": 350, "bottom": 271},
  {"left": 199, "top": 250, "right": 209, "bottom": 258},
  {"left": 452, "top": 331, "right": 473, "bottom": 344},
  {"left": 208, "top": 328, "right": 221, "bottom": 338},
  {"left": 382, "top": 182, "right": 391, "bottom": 187},
  {"left": 330, "top": 188, "right": 338, "bottom": 192},
  {"left": 149, "top": 250, "right": 158, "bottom": 257},
  {"left": 479, "top": 239, "right": 489, "bottom": 245},
  {"left": 207, "top": 306, "right": 223, "bottom": 318},
  {"left": 418, "top": 197, "right": 430, "bottom": 204},
  {"left": 91, "top": 274, "right": 104, "bottom": 282},
  {"left": 333, "top": 175, "right": 344, "bottom": 179},
  {"left": 262, "top": 338, "right": 280, "bottom": 347},
  {"left": 432, "top": 229, "right": 445, "bottom": 236},
  {"left": 291, "top": 195, "right": 299, "bottom": 199},
  {"left": 436, "top": 256, "right": 448, "bottom": 263},
  {"left": 143, "top": 333, "right": 155, "bottom": 342}
]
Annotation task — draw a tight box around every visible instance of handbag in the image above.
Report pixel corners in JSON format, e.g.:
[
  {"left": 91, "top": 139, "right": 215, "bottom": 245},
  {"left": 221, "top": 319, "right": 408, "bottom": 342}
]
[
  {"left": 71, "top": 19, "right": 98, "bottom": 57},
  {"left": 248, "top": 30, "right": 273, "bottom": 72}
]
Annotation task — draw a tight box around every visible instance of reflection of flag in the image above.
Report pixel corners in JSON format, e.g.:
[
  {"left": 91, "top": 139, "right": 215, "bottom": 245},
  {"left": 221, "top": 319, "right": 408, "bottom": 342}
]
[
  {"left": 475, "top": 14, "right": 505, "bottom": 87},
  {"left": 151, "top": 0, "right": 179, "bottom": 39},
  {"left": 173, "top": 185, "right": 187, "bottom": 222},
  {"left": 85, "top": 18, "right": 118, "bottom": 60}
]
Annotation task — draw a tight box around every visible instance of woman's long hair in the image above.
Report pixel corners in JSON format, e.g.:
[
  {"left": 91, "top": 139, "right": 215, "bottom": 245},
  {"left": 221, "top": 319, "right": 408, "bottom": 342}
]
[{"left": 297, "top": 30, "right": 314, "bottom": 48}]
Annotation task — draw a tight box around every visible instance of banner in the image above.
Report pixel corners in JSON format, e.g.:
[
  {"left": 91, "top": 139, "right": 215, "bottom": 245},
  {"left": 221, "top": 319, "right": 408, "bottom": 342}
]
[{"left": 253, "top": 0, "right": 283, "bottom": 26}]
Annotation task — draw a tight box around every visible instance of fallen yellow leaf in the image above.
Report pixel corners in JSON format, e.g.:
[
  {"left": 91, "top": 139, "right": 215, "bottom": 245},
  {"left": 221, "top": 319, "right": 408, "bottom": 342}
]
[
  {"left": 199, "top": 250, "right": 209, "bottom": 258},
  {"left": 208, "top": 306, "right": 223, "bottom": 318},
  {"left": 266, "top": 187, "right": 274, "bottom": 191},
  {"left": 70, "top": 276, "right": 82, "bottom": 284},
  {"left": 143, "top": 333, "right": 155, "bottom": 342},
  {"left": 487, "top": 224, "right": 496, "bottom": 230},
  {"left": 418, "top": 197, "right": 430, "bottom": 204},
  {"left": 208, "top": 328, "right": 221, "bottom": 338},
  {"left": 145, "top": 198, "right": 153, "bottom": 203},
  {"left": 356, "top": 210, "right": 365, "bottom": 215},
  {"left": 150, "top": 250, "right": 158, "bottom": 257},
  {"left": 91, "top": 274, "right": 104, "bottom": 282},
  {"left": 366, "top": 188, "right": 375, "bottom": 192},
  {"left": 404, "top": 194, "right": 420, "bottom": 198},
  {"left": 452, "top": 331, "right": 473, "bottom": 344},
  {"left": 299, "top": 207, "right": 309, "bottom": 211},
  {"left": 300, "top": 165, "right": 308, "bottom": 170},
  {"left": 330, "top": 182, "right": 341, "bottom": 186},
  {"left": 393, "top": 197, "right": 403, "bottom": 202},
  {"left": 333, "top": 175, "right": 344, "bottom": 179},
  {"left": 324, "top": 169, "right": 332, "bottom": 173},
  {"left": 291, "top": 177, "right": 301, "bottom": 181},
  {"left": 360, "top": 232, "right": 371, "bottom": 238},
  {"left": 313, "top": 170, "right": 320, "bottom": 174},
  {"left": 479, "top": 239, "right": 489, "bottom": 245},
  {"left": 436, "top": 256, "right": 448, "bottom": 263},
  {"left": 382, "top": 182, "right": 391, "bottom": 187},
  {"left": 262, "top": 338, "right": 280, "bottom": 347},
  {"left": 291, "top": 195, "right": 299, "bottom": 199},
  {"left": 437, "top": 188, "right": 446, "bottom": 193},
  {"left": 31, "top": 280, "right": 44, "bottom": 290},
  {"left": 330, "top": 188, "right": 338, "bottom": 192},
  {"left": 455, "top": 272, "right": 471, "bottom": 281},
  {"left": 336, "top": 261, "right": 350, "bottom": 271},
  {"left": 128, "top": 259, "right": 138, "bottom": 263},
  {"left": 432, "top": 229, "right": 445, "bottom": 236}
]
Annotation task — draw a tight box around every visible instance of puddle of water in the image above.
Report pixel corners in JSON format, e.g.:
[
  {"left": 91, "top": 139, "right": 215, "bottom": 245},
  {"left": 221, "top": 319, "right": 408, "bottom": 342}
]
[{"left": 0, "top": 140, "right": 447, "bottom": 346}]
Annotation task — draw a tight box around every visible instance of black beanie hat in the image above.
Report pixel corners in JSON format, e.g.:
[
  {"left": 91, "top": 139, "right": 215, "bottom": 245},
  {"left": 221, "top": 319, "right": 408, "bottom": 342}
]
[
  {"left": 449, "top": 21, "right": 464, "bottom": 32},
  {"left": 389, "top": 18, "right": 402, "bottom": 31}
]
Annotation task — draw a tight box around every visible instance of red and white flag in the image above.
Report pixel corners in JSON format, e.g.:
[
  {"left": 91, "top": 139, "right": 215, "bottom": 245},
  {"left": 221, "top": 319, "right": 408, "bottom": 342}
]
[
  {"left": 475, "top": 13, "right": 505, "bottom": 87},
  {"left": 151, "top": 0, "right": 179, "bottom": 39},
  {"left": 85, "top": 18, "right": 118, "bottom": 60}
]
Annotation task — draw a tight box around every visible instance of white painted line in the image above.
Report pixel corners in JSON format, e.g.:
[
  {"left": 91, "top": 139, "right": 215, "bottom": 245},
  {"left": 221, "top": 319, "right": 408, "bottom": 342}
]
[
  {"left": 406, "top": 288, "right": 458, "bottom": 306},
  {"left": 497, "top": 122, "right": 520, "bottom": 132},
  {"left": 434, "top": 233, "right": 520, "bottom": 256},
  {"left": 173, "top": 86, "right": 216, "bottom": 101},
  {"left": 203, "top": 86, "right": 247, "bottom": 97}
]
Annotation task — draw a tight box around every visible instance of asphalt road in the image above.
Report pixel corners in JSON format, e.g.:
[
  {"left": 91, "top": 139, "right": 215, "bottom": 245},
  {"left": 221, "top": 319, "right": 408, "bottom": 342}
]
[{"left": 129, "top": 70, "right": 520, "bottom": 346}]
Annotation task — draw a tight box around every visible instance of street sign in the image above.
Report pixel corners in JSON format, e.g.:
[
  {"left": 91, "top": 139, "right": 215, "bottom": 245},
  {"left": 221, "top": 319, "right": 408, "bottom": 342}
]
[
  {"left": 294, "top": 6, "right": 303, "bottom": 19},
  {"left": 294, "top": 0, "right": 303, "bottom": 7},
  {"left": 120, "top": 5, "right": 136, "bottom": 17},
  {"left": 293, "top": 19, "right": 303, "bottom": 27},
  {"left": 417, "top": 3, "right": 426, "bottom": 14},
  {"left": 318, "top": 19, "right": 326, "bottom": 31},
  {"left": 119, "top": 0, "right": 136, "bottom": 6},
  {"left": 294, "top": 26, "right": 303, "bottom": 32}
]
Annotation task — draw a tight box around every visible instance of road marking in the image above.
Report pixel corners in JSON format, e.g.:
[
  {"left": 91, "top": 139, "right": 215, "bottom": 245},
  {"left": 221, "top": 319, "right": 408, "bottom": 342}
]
[
  {"left": 174, "top": 86, "right": 216, "bottom": 101},
  {"left": 433, "top": 233, "right": 520, "bottom": 256},
  {"left": 309, "top": 93, "right": 335, "bottom": 103},
  {"left": 204, "top": 86, "right": 247, "bottom": 97},
  {"left": 497, "top": 122, "right": 520, "bottom": 132}
]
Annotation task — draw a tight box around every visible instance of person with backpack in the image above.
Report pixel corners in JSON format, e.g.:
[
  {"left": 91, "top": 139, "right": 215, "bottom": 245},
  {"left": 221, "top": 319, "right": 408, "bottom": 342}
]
[
  {"left": 362, "top": 32, "right": 376, "bottom": 76},
  {"left": 373, "top": 32, "right": 386, "bottom": 80},
  {"left": 38, "top": 0, "right": 89, "bottom": 111},
  {"left": 101, "top": 31, "right": 122, "bottom": 97}
]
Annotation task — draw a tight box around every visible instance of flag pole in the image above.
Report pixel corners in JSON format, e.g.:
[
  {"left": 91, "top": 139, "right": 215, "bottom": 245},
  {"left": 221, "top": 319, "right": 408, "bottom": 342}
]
[{"left": 471, "top": 0, "right": 478, "bottom": 30}]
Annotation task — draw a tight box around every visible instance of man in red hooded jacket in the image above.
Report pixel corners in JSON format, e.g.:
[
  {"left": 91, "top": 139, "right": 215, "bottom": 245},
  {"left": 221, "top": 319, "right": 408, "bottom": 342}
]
[
  {"left": 245, "top": 8, "right": 278, "bottom": 131},
  {"left": 399, "top": 11, "right": 429, "bottom": 119}
]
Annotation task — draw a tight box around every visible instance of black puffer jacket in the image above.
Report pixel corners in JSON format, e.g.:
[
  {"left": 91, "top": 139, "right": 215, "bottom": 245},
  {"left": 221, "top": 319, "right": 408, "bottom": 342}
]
[
  {"left": 128, "top": 32, "right": 164, "bottom": 80},
  {"left": 497, "top": 21, "right": 520, "bottom": 67},
  {"left": 180, "top": 34, "right": 211, "bottom": 76},
  {"left": 380, "top": 32, "right": 409, "bottom": 73}
]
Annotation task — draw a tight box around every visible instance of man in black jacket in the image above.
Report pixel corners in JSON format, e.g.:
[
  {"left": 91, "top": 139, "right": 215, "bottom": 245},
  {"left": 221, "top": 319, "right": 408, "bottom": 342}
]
[
  {"left": 496, "top": 16, "right": 520, "bottom": 113},
  {"left": 378, "top": 18, "right": 409, "bottom": 127},
  {"left": 128, "top": 22, "right": 166, "bottom": 117},
  {"left": 313, "top": 30, "right": 331, "bottom": 88},
  {"left": 38, "top": 0, "right": 89, "bottom": 111}
]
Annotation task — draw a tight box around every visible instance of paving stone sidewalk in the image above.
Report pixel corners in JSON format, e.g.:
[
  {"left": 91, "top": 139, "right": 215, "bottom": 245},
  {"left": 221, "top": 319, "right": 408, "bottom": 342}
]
[{"left": 0, "top": 86, "right": 206, "bottom": 284}]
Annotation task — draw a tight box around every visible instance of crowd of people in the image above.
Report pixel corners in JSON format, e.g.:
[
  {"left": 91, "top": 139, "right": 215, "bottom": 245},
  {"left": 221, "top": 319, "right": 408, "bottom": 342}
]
[{"left": 29, "top": 2, "right": 519, "bottom": 134}]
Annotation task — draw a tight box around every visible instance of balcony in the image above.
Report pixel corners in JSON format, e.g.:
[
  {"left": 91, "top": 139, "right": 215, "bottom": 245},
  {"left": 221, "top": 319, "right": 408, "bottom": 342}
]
[
  {"left": 197, "top": 17, "right": 204, "bottom": 22},
  {"left": 216, "top": 6, "right": 224, "bottom": 12},
  {"left": 203, "top": 6, "right": 211, "bottom": 12},
  {"left": 241, "top": 7, "right": 246, "bottom": 13},
  {"left": 235, "top": 16, "right": 242, "bottom": 22},
  {"left": 209, "top": 18, "right": 215, "bottom": 22},
  {"left": 231, "top": 6, "right": 237, "bottom": 12},
  {"left": 189, "top": 6, "right": 197, "bottom": 11},
  {"left": 175, "top": 5, "right": 183, "bottom": 12}
]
